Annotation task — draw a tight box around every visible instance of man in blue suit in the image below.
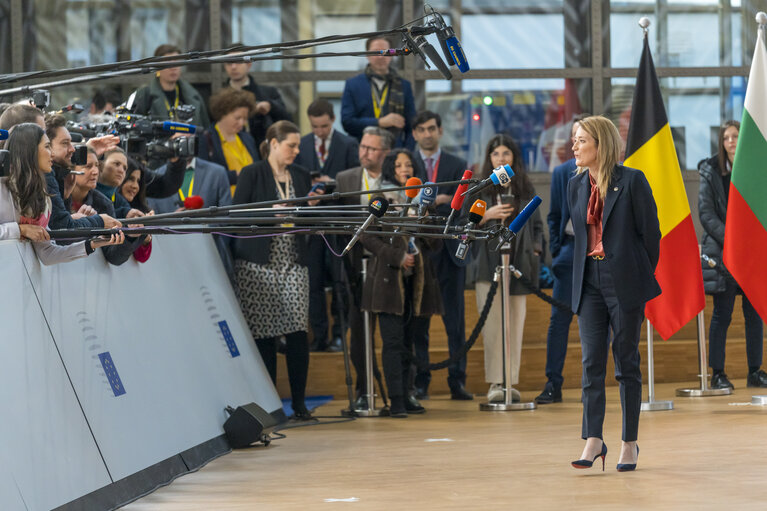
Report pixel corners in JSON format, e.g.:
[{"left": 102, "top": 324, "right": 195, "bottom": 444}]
[
  {"left": 295, "top": 99, "right": 360, "bottom": 351},
  {"left": 411, "top": 111, "right": 473, "bottom": 400},
  {"left": 341, "top": 36, "right": 416, "bottom": 150}
]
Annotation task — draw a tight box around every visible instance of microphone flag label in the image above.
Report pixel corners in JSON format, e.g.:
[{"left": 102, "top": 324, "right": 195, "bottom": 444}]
[
  {"left": 371, "top": 199, "right": 384, "bottom": 211},
  {"left": 219, "top": 320, "right": 240, "bottom": 358},
  {"left": 98, "top": 352, "right": 126, "bottom": 397}
]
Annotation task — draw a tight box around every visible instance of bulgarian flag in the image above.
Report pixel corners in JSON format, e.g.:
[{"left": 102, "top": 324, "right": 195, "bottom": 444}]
[
  {"left": 723, "top": 22, "right": 767, "bottom": 321},
  {"left": 623, "top": 34, "right": 706, "bottom": 340}
]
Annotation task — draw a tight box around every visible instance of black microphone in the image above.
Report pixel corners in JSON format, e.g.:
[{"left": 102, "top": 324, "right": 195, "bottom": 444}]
[
  {"left": 415, "top": 35, "right": 452, "bottom": 80},
  {"left": 455, "top": 199, "right": 486, "bottom": 260},
  {"left": 493, "top": 196, "right": 542, "bottom": 250},
  {"left": 463, "top": 164, "right": 514, "bottom": 197},
  {"left": 341, "top": 196, "right": 389, "bottom": 256}
]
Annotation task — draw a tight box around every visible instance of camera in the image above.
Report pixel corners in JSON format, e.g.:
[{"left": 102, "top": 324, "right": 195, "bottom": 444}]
[{"left": 30, "top": 89, "right": 51, "bottom": 110}]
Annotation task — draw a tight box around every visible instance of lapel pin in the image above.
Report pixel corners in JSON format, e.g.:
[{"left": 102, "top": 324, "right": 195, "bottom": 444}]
[{"left": 613, "top": 187, "right": 618, "bottom": 191}]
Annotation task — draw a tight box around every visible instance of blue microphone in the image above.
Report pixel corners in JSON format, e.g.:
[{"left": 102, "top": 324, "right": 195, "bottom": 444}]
[
  {"left": 0, "top": 129, "right": 8, "bottom": 140},
  {"left": 493, "top": 195, "right": 542, "bottom": 250},
  {"left": 155, "top": 121, "right": 197, "bottom": 134},
  {"left": 462, "top": 164, "right": 514, "bottom": 197},
  {"left": 417, "top": 182, "right": 436, "bottom": 216},
  {"left": 432, "top": 14, "right": 469, "bottom": 73}
]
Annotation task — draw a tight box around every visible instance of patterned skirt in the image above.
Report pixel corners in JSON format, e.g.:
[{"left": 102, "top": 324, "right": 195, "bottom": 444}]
[{"left": 235, "top": 235, "right": 309, "bottom": 339}]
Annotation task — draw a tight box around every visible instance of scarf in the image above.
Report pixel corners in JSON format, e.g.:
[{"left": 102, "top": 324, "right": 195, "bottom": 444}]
[{"left": 365, "top": 64, "right": 405, "bottom": 142}]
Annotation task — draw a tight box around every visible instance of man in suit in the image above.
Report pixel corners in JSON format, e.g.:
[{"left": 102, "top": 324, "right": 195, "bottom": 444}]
[
  {"left": 335, "top": 126, "right": 393, "bottom": 408},
  {"left": 341, "top": 36, "right": 416, "bottom": 150},
  {"left": 223, "top": 47, "right": 292, "bottom": 148},
  {"left": 296, "top": 99, "right": 360, "bottom": 351},
  {"left": 410, "top": 111, "right": 473, "bottom": 401}
]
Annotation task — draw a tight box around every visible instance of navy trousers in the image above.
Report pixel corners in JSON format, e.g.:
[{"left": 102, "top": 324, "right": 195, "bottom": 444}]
[
  {"left": 708, "top": 278, "right": 764, "bottom": 372},
  {"left": 544, "top": 237, "right": 574, "bottom": 388},
  {"left": 577, "top": 257, "right": 644, "bottom": 442}
]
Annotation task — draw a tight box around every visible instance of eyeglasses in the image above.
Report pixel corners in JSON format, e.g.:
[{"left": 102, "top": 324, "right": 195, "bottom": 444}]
[{"left": 360, "top": 144, "right": 383, "bottom": 153}]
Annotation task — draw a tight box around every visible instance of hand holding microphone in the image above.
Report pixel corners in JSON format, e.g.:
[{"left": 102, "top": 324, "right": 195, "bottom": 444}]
[
  {"left": 463, "top": 164, "right": 513, "bottom": 197},
  {"left": 341, "top": 196, "right": 389, "bottom": 256},
  {"left": 455, "top": 199, "right": 486, "bottom": 260},
  {"left": 493, "top": 196, "right": 542, "bottom": 251}
]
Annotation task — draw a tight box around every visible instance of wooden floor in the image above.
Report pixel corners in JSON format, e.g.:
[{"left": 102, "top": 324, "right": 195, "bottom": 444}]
[{"left": 124, "top": 381, "right": 767, "bottom": 510}]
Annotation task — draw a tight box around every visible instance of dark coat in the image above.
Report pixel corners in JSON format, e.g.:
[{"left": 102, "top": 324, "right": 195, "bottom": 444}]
[
  {"left": 147, "top": 158, "right": 232, "bottom": 214},
  {"left": 197, "top": 128, "right": 260, "bottom": 186},
  {"left": 360, "top": 234, "right": 443, "bottom": 317},
  {"left": 132, "top": 77, "right": 210, "bottom": 128},
  {"left": 698, "top": 155, "right": 731, "bottom": 294},
  {"left": 81, "top": 189, "right": 144, "bottom": 266},
  {"left": 341, "top": 72, "right": 416, "bottom": 149},
  {"left": 231, "top": 160, "right": 312, "bottom": 266},
  {"left": 46, "top": 170, "right": 104, "bottom": 230},
  {"left": 413, "top": 149, "right": 471, "bottom": 268},
  {"left": 295, "top": 129, "right": 360, "bottom": 179},
  {"left": 225, "top": 76, "right": 292, "bottom": 147},
  {"left": 568, "top": 164, "right": 662, "bottom": 313},
  {"left": 144, "top": 158, "right": 187, "bottom": 199}
]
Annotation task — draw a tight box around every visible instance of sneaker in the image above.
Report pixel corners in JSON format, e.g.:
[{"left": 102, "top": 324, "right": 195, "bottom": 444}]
[
  {"left": 747, "top": 369, "right": 767, "bottom": 388},
  {"left": 711, "top": 372, "right": 734, "bottom": 390}
]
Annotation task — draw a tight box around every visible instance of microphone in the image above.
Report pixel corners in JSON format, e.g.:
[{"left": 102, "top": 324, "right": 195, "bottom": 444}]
[
  {"left": 0, "top": 129, "right": 7, "bottom": 140},
  {"left": 455, "top": 199, "right": 486, "bottom": 260},
  {"left": 463, "top": 164, "right": 514, "bottom": 197},
  {"left": 415, "top": 35, "right": 452, "bottom": 80},
  {"left": 401, "top": 176, "right": 423, "bottom": 215},
  {"left": 430, "top": 11, "right": 470, "bottom": 73},
  {"left": 184, "top": 195, "right": 204, "bottom": 210},
  {"left": 341, "top": 196, "right": 389, "bottom": 256},
  {"left": 493, "top": 196, "right": 542, "bottom": 250},
  {"left": 417, "top": 182, "right": 436, "bottom": 217},
  {"left": 57, "top": 103, "right": 85, "bottom": 115},
  {"left": 443, "top": 169, "right": 473, "bottom": 233},
  {"left": 154, "top": 121, "right": 197, "bottom": 134}
]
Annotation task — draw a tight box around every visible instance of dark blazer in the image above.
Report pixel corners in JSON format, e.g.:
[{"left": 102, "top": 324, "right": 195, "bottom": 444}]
[
  {"left": 46, "top": 171, "right": 104, "bottom": 230},
  {"left": 225, "top": 76, "right": 292, "bottom": 147},
  {"left": 197, "top": 128, "right": 260, "bottom": 185},
  {"left": 231, "top": 160, "right": 312, "bottom": 266},
  {"left": 148, "top": 158, "right": 232, "bottom": 214},
  {"left": 568, "top": 164, "right": 662, "bottom": 313},
  {"left": 413, "top": 149, "right": 470, "bottom": 267},
  {"left": 295, "top": 130, "right": 360, "bottom": 179},
  {"left": 341, "top": 72, "right": 416, "bottom": 149},
  {"left": 548, "top": 158, "right": 577, "bottom": 258},
  {"left": 81, "top": 189, "right": 144, "bottom": 266}
]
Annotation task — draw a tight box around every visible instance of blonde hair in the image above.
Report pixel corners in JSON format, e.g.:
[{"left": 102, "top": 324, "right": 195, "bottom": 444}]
[{"left": 575, "top": 115, "right": 622, "bottom": 199}]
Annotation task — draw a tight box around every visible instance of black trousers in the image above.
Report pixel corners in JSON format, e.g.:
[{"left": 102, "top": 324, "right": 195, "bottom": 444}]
[
  {"left": 255, "top": 330, "right": 309, "bottom": 408},
  {"left": 577, "top": 257, "right": 644, "bottom": 442},
  {"left": 349, "top": 300, "right": 379, "bottom": 394},
  {"left": 708, "top": 277, "right": 764, "bottom": 372},
  {"left": 307, "top": 236, "right": 345, "bottom": 345}
]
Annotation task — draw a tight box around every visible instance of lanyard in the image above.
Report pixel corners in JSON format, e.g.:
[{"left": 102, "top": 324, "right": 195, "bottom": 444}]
[
  {"left": 363, "top": 169, "right": 376, "bottom": 202},
  {"left": 178, "top": 176, "right": 195, "bottom": 202},
  {"left": 275, "top": 172, "right": 292, "bottom": 202},
  {"left": 371, "top": 84, "right": 389, "bottom": 119},
  {"left": 428, "top": 154, "right": 441, "bottom": 182},
  {"left": 163, "top": 84, "right": 180, "bottom": 118}
]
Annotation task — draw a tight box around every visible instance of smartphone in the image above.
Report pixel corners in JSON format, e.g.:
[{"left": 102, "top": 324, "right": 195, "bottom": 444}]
[
  {"left": 71, "top": 144, "right": 88, "bottom": 166},
  {"left": 310, "top": 182, "right": 326, "bottom": 194},
  {"left": 500, "top": 194, "right": 515, "bottom": 205}
]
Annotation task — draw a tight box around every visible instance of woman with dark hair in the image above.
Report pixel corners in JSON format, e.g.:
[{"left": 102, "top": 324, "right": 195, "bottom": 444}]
[
  {"left": 198, "top": 88, "right": 260, "bottom": 196},
  {"left": 117, "top": 157, "right": 154, "bottom": 263},
  {"left": 468, "top": 133, "right": 543, "bottom": 404},
  {"left": 232, "top": 120, "right": 321, "bottom": 420},
  {"left": 0, "top": 123, "right": 123, "bottom": 261},
  {"left": 698, "top": 120, "right": 767, "bottom": 390},
  {"left": 361, "top": 147, "right": 441, "bottom": 417}
]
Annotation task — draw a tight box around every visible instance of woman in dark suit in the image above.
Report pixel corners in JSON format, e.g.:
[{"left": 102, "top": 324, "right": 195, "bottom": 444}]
[
  {"left": 568, "top": 116, "right": 661, "bottom": 472},
  {"left": 232, "top": 120, "right": 320, "bottom": 420}
]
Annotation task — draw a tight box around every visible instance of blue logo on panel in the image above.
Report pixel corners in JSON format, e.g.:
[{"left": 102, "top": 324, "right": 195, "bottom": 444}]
[
  {"left": 98, "top": 352, "right": 126, "bottom": 397},
  {"left": 219, "top": 321, "right": 240, "bottom": 357}
]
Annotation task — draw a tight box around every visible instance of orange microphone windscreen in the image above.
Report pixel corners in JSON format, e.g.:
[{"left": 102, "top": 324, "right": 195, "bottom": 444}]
[{"left": 405, "top": 177, "right": 422, "bottom": 199}]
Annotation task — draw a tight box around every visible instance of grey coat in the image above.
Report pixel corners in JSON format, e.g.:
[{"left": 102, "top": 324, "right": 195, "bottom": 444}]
[{"left": 698, "top": 154, "right": 732, "bottom": 294}]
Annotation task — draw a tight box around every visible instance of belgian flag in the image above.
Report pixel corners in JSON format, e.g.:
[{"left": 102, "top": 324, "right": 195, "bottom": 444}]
[{"left": 623, "top": 34, "right": 705, "bottom": 340}]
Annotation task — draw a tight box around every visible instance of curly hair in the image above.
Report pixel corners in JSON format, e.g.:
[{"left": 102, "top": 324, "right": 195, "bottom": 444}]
[{"left": 209, "top": 88, "right": 257, "bottom": 122}]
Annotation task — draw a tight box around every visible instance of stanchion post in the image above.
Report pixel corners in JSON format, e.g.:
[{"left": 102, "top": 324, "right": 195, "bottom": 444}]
[
  {"left": 355, "top": 257, "right": 387, "bottom": 416},
  {"left": 641, "top": 321, "right": 673, "bottom": 411},
  {"left": 480, "top": 248, "right": 536, "bottom": 411},
  {"left": 676, "top": 308, "right": 732, "bottom": 397}
]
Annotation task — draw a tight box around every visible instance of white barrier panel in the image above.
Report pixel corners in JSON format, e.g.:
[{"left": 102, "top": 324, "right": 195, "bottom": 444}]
[
  {"left": 3, "top": 234, "right": 281, "bottom": 509},
  {"left": 0, "top": 242, "right": 111, "bottom": 511}
]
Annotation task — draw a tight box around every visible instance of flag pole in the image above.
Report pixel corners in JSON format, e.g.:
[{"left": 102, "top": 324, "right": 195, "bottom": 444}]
[{"left": 641, "top": 320, "right": 674, "bottom": 411}]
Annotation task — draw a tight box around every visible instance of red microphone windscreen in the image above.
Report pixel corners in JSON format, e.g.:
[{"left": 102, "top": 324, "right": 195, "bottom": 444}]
[
  {"left": 451, "top": 170, "right": 473, "bottom": 211},
  {"left": 184, "top": 195, "right": 204, "bottom": 210},
  {"left": 405, "top": 177, "right": 422, "bottom": 199}
]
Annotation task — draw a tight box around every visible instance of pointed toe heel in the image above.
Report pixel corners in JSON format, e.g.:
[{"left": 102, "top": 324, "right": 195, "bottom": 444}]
[
  {"left": 571, "top": 442, "right": 607, "bottom": 471},
  {"left": 616, "top": 445, "right": 639, "bottom": 472}
]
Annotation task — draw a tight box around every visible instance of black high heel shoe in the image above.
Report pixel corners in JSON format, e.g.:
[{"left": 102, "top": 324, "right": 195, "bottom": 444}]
[
  {"left": 571, "top": 442, "right": 607, "bottom": 471},
  {"left": 616, "top": 445, "right": 639, "bottom": 472}
]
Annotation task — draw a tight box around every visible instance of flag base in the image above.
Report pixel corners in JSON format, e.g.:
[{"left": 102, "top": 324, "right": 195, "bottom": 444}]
[
  {"left": 751, "top": 395, "right": 767, "bottom": 405},
  {"left": 676, "top": 387, "right": 732, "bottom": 397},
  {"left": 640, "top": 400, "right": 674, "bottom": 411}
]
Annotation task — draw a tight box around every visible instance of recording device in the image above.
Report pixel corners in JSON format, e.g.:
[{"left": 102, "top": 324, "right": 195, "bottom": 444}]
[
  {"left": 413, "top": 33, "right": 452, "bottom": 80},
  {"left": 67, "top": 113, "right": 198, "bottom": 160},
  {"left": 309, "top": 182, "right": 326, "bottom": 194},
  {"left": 426, "top": 7, "right": 470, "bottom": 72},
  {"left": 493, "top": 195, "right": 543, "bottom": 250},
  {"left": 417, "top": 182, "right": 436, "bottom": 216},
  {"left": 463, "top": 164, "right": 514, "bottom": 197},
  {"left": 455, "top": 199, "right": 486, "bottom": 260},
  {"left": 72, "top": 144, "right": 88, "bottom": 166},
  {"left": 57, "top": 103, "right": 85, "bottom": 115},
  {"left": 443, "top": 169, "right": 473, "bottom": 233},
  {"left": 401, "top": 176, "right": 423, "bottom": 215},
  {"left": 341, "top": 196, "right": 389, "bottom": 256},
  {"left": 30, "top": 89, "right": 51, "bottom": 110},
  {"left": 501, "top": 194, "right": 515, "bottom": 205}
]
